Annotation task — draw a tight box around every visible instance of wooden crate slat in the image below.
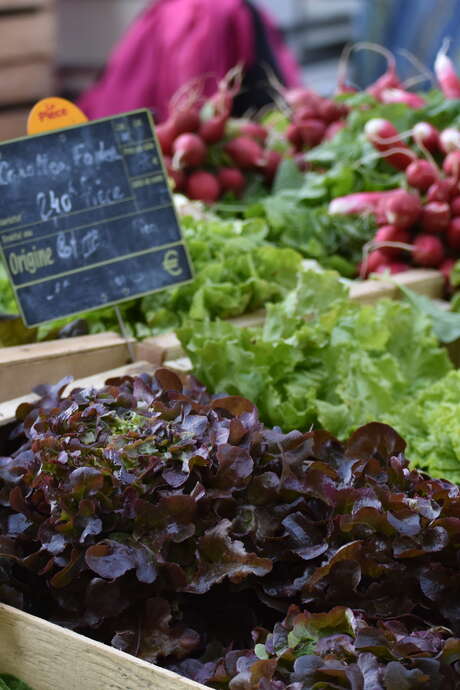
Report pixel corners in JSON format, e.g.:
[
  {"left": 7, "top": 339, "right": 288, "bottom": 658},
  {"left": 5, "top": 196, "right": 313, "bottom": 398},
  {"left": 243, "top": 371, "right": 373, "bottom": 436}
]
[
  {"left": 0, "top": 0, "right": 52, "bottom": 9},
  {"left": 0, "top": 603, "right": 204, "bottom": 690},
  {"left": 0, "top": 332, "right": 135, "bottom": 402},
  {"left": 0, "top": 10, "right": 55, "bottom": 64},
  {"left": 0, "top": 107, "right": 28, "bottom": 140},
  {"left": 0, "top": 61, "right": 53, "bottom": 106},
  {"left": 0, "top": 360, "right": 157, "bottom": 426}
]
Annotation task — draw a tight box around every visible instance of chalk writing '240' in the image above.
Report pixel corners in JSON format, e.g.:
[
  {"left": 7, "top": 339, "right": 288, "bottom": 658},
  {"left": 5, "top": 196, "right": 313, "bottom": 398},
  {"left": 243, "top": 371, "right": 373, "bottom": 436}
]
[{"left": 37, "top": 190, "right": 72, "bottom": 221}]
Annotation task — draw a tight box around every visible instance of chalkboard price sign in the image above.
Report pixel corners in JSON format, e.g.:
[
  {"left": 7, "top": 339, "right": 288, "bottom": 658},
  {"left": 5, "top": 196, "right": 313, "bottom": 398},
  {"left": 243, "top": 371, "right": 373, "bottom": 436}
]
[{"left": 0, "top": 109, "right": 193, "bottom": 326}]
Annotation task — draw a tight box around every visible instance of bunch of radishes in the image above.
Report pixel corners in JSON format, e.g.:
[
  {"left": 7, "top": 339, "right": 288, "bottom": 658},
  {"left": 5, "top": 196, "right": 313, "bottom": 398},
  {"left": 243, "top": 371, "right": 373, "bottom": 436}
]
[
  {"left": 284, "top": 87, "right": 348, "bottom": 155},
  {"left": 155, "top": 68, "right": 285, "bottom": 203},
  {"left": 330, "top": 116, "right": 460, "bottom": 282}
]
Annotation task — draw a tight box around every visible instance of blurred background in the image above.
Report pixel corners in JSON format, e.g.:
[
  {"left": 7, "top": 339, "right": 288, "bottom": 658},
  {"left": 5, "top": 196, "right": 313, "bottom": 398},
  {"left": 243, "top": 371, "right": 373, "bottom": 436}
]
[{"left": 0, "top": 0, "right": 361, "bottom": 140}]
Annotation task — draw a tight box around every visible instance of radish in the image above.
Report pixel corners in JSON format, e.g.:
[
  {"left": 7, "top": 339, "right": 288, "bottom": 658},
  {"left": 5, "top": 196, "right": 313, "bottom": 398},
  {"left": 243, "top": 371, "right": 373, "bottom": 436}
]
[
  {"left": 164, "top": 156, "right": 186, "bottom": 191},
  {"left": 451, "top": 196, "right": 460, "bottom": 216},
  {"left": 427, "top": 178, "right": 457, "bottom": 202},
  {"left": 186, "top": 171, "right": 221, "bottom": 203},
  {"left": 412, "top": 122, "right": 440, "bottom": 153},
  {"left": 440, "top": 257, "right": 456, "bottom": 284},
  {"left": 367, "top": 59, "right": 402, "bottom": 99},
  {"left": 364, "top": 118, "right": 415, "bottom": 170},
  {"left": 413, "top": 234, "right": 445, "bottom": 267},
  {"left": 284, "top": 87, "right": 321, "bottom": 110},
  {"left": 440, "top": 128, "right": 460, "bottom": 154},
  {"left": 405, "top": 159, "right": 438, "bottom": 191},
  {"left": 420, "top": 201, "right": 451, "bottom": 233},
  {"left": 217, "top": 167, "right": 246, "bottom": 195},
  {"left": 329, "top": 190, "right": 398, "bottom": 216},
  {"left": 374, "top": 224, "right": 411, "bottom": 257},
  {"left": 443, "top": 151, "right": 460, "bottom": 180},
  {"left": 379, "top": 88, "right": 425, "bottom": 109},
  {"left": 171, "top": 109, "right": 200, "bottom": 135},
  {"left": 156, "top": 121, "right": 176, "bottom": 156},
  {"left": 225, "top": 136, "right": 265, "bottom": 169},
  {"left": 298, "top": 119, "right": 326, "bottom": 148},
  {"left": 317, "top": 99, "right": 347, "bottom": 123},
  {"left": 172, "top": 133, "right": 206, "bottom": 168},
  {"left": 447, "top": 216, "right": 460, "bottom": 250},
  {"left": 434, "top": 41, "right": 460, "bottom": 99},
  {"left": 286, "top": 123, "right": 303, "bottom": 150},
  {"left": 199, "top": 115, "right": 227, "bottom": 144},
  {"left": 262, "top": 150, "right": 282, "bottom": 184},
  {"left": 362, "top": 249, "right": 388, "bottom": 275},
  {"left": 295, "top": 105, "right": 319, "bottom": 121},
  {"left": 383, "top": 190, "right": 421, "bottom": 229},
  {"left": 237, "top": 122, "right": 268, "bottom": 143},
  {"left": 375, "top": 261, "right": 410, "bottom": 274},
  {"left": 325, "top": 121, "right": 346, "bottom": 140}
]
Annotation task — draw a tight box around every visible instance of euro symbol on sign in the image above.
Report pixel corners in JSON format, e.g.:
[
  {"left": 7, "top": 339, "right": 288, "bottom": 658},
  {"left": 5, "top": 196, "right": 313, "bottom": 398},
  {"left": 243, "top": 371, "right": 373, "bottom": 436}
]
[{"left": 162, "top": 249, "right": 182, "bottom": 276}]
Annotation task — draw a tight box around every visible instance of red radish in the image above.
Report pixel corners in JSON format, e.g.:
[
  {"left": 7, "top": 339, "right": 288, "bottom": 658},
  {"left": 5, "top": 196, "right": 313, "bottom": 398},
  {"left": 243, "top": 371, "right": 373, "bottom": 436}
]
[
  {"left": 156, "top": 121, "right": 176, "bottom": 155},
  {"left": 451, "top": 196, "right": 460, "bottom": 216},
  {"left": 413, "top": 234, "right": 445, "bottom": 267},
  {"left": 294, "top": 105, "right": 319, "bottom": 121},
  {"left": 284, "top": 87, "right": 321, "bottom": 110},
  {"left": 427, "top": 178, "right": 457, "bottom": 202},
  {"left": 298, "top": 119, "right": 326, "bottom": 148},
  {"left": 286, "top": 123, "right": 303, "bottom": 150},
  {"left": 325, "top": 120, "right": 346, "bottom": 140},
  {"left": 317, "top": 99, "right": 347, "bottom": 123},
  {"left": 379, "top": 88, "right": 425, "bottom": 108},
  {"left": 329, "top": 190, "right": 399, "bottom": 216},
  {"left": 405, "top": 159, "right": 438, "bottom": 191},
  {"left": 238, "top": 122, "right": 268, "bottom": 143},
  {"left": 362, "top": 249, "right": 388, "bottom": 275},
  {"left": 440, "top": 128, "right": 460, "bottom": 153},
  {"left": 367, "top": 60, "right": 402, "bottom": 99},
  {"left": 440, "top": 257, "right": 456, "bottom": 284},
  {"left": 186, "top": 171, "right": 221, "bottom": 203},
  {"left": 434, "top": 42, "right": 460, "bottom": 99},
  {"left": 447, "top": 217, "right": 460, "bottom": 250},
  {"left": 375, "top": 261, "right": 410, "bottom": 274},
  {"left": 171, "top": 109, "right": 200, "bottom": 135},
  {"left": 217, "top": 167, "right": 246, "bottom": 195},
  {"left": 443, "top": 151, "right": 460, "bottom": 180},
  {"left": 199, "top": 115, "right": 227, "bottom": 144},
  {"left": 262, "top": 150, "right": 282, "bottom": 184},
  {"left": 420, "top": 201, "right": 451, "bottom": 233},
  {"left": 412, "top": 122, "right": 440, "bottom": 153},
  {"left": 225, "top": 136, "right": 265, "bottom": 168},
  {"left": 374, "top": 225, "right": 411, "bottom": 257},
  {"left": 364, "top": 118, "right": 415, "bottom": 170},
  {"left": 172, "top": 133, "right": 206, "bottom": 168},
  {"left": 383, "top": 190, "right": 421, "bottom": 229},
  {"left": 164, "top": 156, "right": 186, "bottom": 191}
]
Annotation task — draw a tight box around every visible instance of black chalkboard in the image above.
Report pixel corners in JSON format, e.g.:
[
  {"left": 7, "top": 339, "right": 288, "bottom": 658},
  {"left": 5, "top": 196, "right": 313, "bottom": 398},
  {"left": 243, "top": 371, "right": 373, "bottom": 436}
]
[{"left": 0, "top": 109, "right": 193, "bottom": 326}]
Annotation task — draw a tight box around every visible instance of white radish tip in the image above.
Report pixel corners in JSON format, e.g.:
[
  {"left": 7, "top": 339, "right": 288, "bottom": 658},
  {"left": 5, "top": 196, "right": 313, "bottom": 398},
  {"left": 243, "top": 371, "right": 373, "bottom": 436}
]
[
  {"left": 413, "top": 122, "right": 431, "bottom": 137},
  {"left": 434, "top": 52, "right": 451, "bottom": 74},
  {"left": 364, "top": 118, "right": 388, "bottom": 136}
]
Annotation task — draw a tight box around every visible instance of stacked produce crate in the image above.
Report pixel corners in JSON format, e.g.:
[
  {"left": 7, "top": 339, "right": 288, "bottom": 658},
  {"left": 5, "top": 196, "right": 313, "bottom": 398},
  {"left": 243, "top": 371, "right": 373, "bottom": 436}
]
[{"left": 0, "top": 0, "right": 56, "bottom": 141}]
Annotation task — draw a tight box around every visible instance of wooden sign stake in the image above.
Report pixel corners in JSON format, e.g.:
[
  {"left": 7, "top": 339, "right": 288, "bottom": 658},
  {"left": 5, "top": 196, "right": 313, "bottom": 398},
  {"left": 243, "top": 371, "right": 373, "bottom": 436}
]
[{"left": 115, "top": 306, "right": 136, "bottom": 363}]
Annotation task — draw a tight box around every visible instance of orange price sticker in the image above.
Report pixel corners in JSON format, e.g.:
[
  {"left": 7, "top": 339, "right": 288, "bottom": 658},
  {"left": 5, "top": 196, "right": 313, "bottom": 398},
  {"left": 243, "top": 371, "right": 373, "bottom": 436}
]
[{"left": 28, "top": 97, "right": 88, "bottom": 135}]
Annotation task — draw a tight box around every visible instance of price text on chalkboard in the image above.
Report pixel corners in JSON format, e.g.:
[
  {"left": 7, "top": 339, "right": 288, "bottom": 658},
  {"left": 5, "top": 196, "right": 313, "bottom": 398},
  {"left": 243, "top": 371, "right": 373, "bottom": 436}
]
[{"left": 0, "top": 109, "right": 193, "bottom": 326}]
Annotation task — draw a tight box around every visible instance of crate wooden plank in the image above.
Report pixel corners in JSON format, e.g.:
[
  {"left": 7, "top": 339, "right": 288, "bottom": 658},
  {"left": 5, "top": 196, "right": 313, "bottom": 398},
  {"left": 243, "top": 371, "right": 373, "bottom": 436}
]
[
  {"left": 0, "top": 107, "right": 28, "bottom": 140},
  {"left": 0, "top": 360, "right": 157, "bottom": 426},
  {"left": 0, "top": 10, "right": 55, "bottom": 64},
  {"left": 0, "top": 603, "right": 204, "bottom": 690},
  {"left": 0, "top": 61, "right": 53, "bottom": 106},
  {"left": 0, "top": 332, "right": 135, "bottom": 402}
]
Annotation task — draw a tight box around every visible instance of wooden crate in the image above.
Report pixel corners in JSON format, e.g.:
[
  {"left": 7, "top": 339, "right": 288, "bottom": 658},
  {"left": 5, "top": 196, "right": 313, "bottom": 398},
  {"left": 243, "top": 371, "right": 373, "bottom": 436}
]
[
  {"left": 0, "top": 61, "right": 54, "bottom": 107},
  {"left": 0, "top": 602, "right": 203, "bottom": 690},
  {"left": 0, "top": 106, "right": 29, "bottom": 140},
  {"left": 0, "top": 8, "right": 55, "bottom": 64},
  {"left": 0, "top": 332, "right": 136, "bottom": 402}
]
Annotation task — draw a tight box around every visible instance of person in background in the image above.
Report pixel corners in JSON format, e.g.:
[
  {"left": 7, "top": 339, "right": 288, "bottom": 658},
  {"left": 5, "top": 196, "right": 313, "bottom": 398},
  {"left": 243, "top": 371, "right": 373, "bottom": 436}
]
[
  {"left": 78, "top": 0, "right": 302, "bottom": 122},
  {"left": 352, "top": 0, "right": 460, "bottom": 89}
]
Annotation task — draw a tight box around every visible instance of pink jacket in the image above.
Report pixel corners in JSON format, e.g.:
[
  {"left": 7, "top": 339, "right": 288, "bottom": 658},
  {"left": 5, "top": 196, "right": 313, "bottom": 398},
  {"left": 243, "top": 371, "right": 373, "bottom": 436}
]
[{"left": 78, "top": 0, "right": 302, "bottom": 122}]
